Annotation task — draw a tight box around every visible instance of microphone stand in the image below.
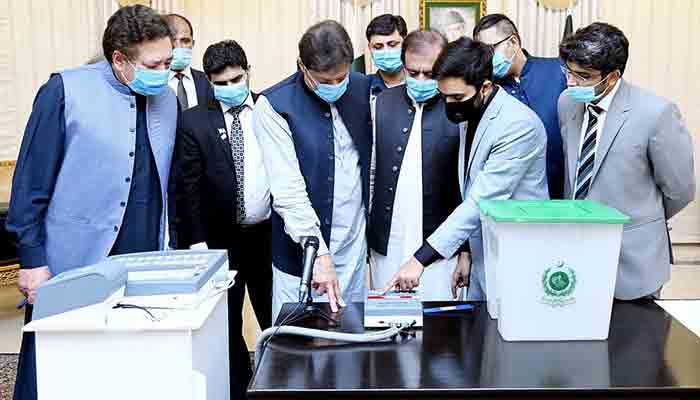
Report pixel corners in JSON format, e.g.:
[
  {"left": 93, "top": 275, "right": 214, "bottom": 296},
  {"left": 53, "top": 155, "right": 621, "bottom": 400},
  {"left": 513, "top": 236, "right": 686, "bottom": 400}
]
[{"left": 284, "top": 252, "right": 337, "bottom": 327}]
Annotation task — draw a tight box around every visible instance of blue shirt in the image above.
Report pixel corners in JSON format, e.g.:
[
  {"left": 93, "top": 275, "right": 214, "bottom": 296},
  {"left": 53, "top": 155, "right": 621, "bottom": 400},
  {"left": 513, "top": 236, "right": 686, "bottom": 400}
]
[
  {"left": 496, "top": 51, "right": 567, "bottom": 199},
  {"left": 8, "top": 74, "right": 161, "bottom": 268}
]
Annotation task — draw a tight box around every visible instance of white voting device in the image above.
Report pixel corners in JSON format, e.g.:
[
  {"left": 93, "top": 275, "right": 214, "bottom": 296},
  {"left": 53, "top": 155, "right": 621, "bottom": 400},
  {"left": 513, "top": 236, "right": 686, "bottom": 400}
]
[
  {"left": 112, "top": 249, "right": 231, "bottom": 309},
  {"left": 33, "top": 250, "right": 232, "bottom": 322},
  {"left": 364, "top": 290, "right": 423, "bottom": 328}
]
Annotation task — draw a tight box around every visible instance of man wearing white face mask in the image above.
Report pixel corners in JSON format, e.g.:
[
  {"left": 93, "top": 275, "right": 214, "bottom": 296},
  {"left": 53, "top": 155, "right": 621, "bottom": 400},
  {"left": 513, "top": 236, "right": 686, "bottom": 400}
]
[
  {"left": 166, "top": 13, "right": 211, "bottom": 110},
  {"left": 558, "top": 23, "right": 694, "bottom": 300},
  {"left": 176, "top": 39, "right": 271, "bottom": 400},
  {"left": 7, "top": 6, "right": 177, "bottom": 400},
  {"left": 474, "top": 14, "right": 567, "bottom": 199},
  {"left": 253, "top": 20, "right": 372, "bottom": 323}
]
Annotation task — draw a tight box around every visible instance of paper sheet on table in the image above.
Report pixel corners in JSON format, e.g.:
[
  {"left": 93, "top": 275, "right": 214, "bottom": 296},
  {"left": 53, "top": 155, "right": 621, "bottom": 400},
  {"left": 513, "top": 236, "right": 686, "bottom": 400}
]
[{"left": 656, "top": 300, "right": 700, "bottom": 337}]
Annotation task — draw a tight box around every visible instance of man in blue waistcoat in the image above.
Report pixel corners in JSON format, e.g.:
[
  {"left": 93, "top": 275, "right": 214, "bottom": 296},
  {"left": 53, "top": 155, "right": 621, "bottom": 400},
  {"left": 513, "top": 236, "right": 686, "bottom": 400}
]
[
  {"left": 6, "top": 6, "right": 177, "bottom": 400},
  {"left": 474, "top": 14, "right": 567, "bottom": 199},
  {"left": 369, "top": 30, "right": 470, "bottom": 301},
  {"left": 254, "top": 20, "right": 372, "bottom": 322}
]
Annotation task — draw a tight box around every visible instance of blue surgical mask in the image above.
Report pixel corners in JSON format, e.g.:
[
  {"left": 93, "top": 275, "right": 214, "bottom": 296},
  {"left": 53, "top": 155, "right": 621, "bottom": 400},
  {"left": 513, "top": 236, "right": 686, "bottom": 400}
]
[
  {"left": 170, "top": 47, "right": 192, "bottom": 71},
  {"left": 214, "top": 81, "right": 250, "bottom": 107},
  {"left": 492, "top": 49, "right": 514, "bottom": 79},
  {"left": 406, "top": 76, "right": 438, "bottom": 103},
  {"left": 314, "top": 74, "right": 350, "bottom": 103},
  {"left": 126, "top": 61, "right": 170, "bottom": 96},
  {"left": 372, "top": 48, "right": 403, "bottom": 72},
  {"left": 563, "top": 75, "right": 610, "bottom": 103}
]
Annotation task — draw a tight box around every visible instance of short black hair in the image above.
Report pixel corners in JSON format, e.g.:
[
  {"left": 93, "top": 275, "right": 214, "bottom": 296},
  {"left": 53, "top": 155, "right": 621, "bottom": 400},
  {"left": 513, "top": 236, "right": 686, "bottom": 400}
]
[
  {"left": 366, "top": 14, "right": 408, "bottom": 41},
  {"left": 299, "top": 20, "right": 354, "bottom": 72},
  {"left": 401, "top": 29, "right": 447, "bottom": 65},
  {"left": 559, "top": 22, "right": 629, "bottom": 76},
  {"left": 203, "top": 40, "right": 249, "bottom": 78},
  {"left": 433, "top": 37, "right": 493, "bottom": 87},
  {"left": 167, "top": 13, "right": 194, "bottom": 38},
  {"left": 473, "top": 13, "right": 521, "bottom": 44},
  {"left": 102, "top": 5, "right": 172, "bottom": 63}
]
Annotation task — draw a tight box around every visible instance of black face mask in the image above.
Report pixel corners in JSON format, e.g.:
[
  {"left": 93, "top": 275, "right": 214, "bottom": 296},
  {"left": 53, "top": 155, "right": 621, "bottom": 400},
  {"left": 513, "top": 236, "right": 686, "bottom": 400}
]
[{"left": 445, "top": 91, "right": 483, "bottom": 124}]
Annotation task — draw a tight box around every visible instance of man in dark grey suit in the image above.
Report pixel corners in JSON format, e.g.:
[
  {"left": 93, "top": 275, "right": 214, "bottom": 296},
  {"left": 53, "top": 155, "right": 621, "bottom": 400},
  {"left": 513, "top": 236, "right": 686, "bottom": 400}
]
[{"left": 558, "top": 23, "right": 695, "bottom": 300}]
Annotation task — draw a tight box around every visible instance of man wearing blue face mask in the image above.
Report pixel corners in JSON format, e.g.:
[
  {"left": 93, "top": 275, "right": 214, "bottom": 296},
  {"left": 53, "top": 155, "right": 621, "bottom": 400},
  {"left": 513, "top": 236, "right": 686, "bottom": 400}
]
[
  {"left": 7, "top": 6, "right": 177, "bottom": 400},
  {"left": 175, "top": 39, "right": 271, "bottom": 400},
  {"left": 369, "top": 30, "right": 468, "bottom": 301},
  {"left": 558, "top": 23, "right": 694, "bottom": 300},
  {"left": 253, "top": 20, "right": 372, "bottom": 322},
  {"left": 366, "top": 14, "right": 408, "bottom": 104},
  {"left": 166, "top": 14, "right": 211, "bottom": 110},
  {"left": 474, "top": 14, "right": 567, "bottom": 199}
]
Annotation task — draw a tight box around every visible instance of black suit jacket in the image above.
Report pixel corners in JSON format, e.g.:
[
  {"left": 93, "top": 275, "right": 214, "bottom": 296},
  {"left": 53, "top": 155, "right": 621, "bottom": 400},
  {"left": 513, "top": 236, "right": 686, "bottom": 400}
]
[
  {"left": 175, "top": 92, "right": 259, "bottom": 250},
  {"left": 191, "top": 68, "right": 213, "bottom": 108}
]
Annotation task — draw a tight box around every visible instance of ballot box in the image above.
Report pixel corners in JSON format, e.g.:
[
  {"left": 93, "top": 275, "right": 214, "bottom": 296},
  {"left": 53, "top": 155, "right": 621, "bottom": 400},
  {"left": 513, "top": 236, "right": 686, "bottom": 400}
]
[{"left": 479, "top": 200, "right": 629, "bottom": 341}]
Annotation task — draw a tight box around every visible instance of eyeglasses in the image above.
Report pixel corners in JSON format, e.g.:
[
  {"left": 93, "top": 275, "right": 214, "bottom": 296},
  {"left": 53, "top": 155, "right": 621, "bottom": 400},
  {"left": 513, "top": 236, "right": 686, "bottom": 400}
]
[
  {"left": 561, "top": 65, "right": 601, "bottom": 84},
  {"left": 486, "top": 35, "right": 512, "bottom": 50}
]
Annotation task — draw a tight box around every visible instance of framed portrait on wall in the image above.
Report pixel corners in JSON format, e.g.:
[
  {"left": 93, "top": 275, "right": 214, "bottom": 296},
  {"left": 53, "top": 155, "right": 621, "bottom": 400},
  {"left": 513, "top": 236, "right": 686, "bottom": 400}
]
[{"left": 420, "top": 0, "right": 487, "bottom": 42}]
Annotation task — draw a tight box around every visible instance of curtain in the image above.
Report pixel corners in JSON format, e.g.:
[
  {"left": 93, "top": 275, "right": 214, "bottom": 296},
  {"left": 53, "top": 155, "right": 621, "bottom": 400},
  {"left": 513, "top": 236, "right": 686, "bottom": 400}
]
[
  {"left": 0, "top": 0, "right": 117, "bottom": 160},
  {"left": 490, "top": 0, "right": 598, "bottom": 57},
  {"left": 599, "top": 0, "right": 700, "bottom": 244}
]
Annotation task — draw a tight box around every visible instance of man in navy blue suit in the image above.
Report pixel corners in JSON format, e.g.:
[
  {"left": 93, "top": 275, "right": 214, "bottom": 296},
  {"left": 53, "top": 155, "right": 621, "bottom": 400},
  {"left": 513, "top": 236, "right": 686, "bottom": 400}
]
[{"left": 474, "top": 14, "right": 567, "bottom": 199}]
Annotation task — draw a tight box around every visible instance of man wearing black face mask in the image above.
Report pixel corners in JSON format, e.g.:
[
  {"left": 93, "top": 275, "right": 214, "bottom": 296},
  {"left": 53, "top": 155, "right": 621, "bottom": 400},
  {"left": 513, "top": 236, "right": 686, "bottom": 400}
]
[{"left": 385, "top": 38, "right": 548, "bottom": 300}]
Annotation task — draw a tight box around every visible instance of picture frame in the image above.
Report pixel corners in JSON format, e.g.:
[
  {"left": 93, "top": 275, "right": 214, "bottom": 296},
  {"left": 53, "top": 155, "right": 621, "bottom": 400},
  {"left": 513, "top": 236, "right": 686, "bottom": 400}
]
[{"left": 419, "top": 0, "right": 487, "bottom": 42}]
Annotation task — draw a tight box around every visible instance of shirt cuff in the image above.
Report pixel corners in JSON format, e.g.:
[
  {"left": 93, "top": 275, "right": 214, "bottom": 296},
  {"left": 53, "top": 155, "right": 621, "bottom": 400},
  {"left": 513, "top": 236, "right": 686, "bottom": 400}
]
[
  {"left": 190, "top": 242, "right": 208, "bottom": 250},
  {"left": 302, "top": 236, "right": 330, "bottom": 257},
  {"left": 19, "top": 245, "right": 48, "bottom": 269},
  {"left": 414, "top": 241, "right": 443, "bottom": 267}
]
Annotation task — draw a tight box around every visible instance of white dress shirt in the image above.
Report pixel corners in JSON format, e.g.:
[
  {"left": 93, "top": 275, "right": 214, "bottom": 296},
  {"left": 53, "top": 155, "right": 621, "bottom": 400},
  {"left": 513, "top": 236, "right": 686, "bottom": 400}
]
[
  {"left": 573, "top": 79, "right": 622, "bottom": 196},
  {"left": 221, "top": 94, "right": 272, "bottom": 225},
  {"left": 368, "top": 99, "right": 457, "bottom": 300},
  {"left": 168, "top": 66, "right": 198, "bottom": 109}
]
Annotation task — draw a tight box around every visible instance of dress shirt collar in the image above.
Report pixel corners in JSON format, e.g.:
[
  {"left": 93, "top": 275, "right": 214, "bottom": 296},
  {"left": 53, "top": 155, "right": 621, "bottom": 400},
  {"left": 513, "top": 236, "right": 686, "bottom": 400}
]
[
  {"left": 590, "top": 78, "right": 621, "bottom": 113},
  {"left": 219, "top": 92, "right": 255, "bottom": 115},
  {"left": 170, "top": 66, "right": 193, "bottom": 82}
]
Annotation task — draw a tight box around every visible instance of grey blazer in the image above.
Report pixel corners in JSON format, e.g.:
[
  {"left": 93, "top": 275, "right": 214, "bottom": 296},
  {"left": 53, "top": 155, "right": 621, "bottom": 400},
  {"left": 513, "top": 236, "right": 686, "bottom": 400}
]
[
  {"left": 427, "top": 88, "right": 549, "bottom": 300},
  {"left": 558, "top": 79, "right": 695, "bottom": 299}
]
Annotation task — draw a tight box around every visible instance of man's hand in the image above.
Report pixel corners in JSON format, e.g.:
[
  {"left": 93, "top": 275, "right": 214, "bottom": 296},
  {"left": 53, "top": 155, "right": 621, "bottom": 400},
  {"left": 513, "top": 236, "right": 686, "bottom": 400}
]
[
  {"left": 18, "top": 266, "right": 52, "bottom": 304},
  {"left": 312, "top": 255, "right": 345, "bottom": 312},
  {"left": 452, "top": 252, "right": 471, "bottom": 299},
  {"left": 384, "top": 257, "right": 424, "bottom": 293}
]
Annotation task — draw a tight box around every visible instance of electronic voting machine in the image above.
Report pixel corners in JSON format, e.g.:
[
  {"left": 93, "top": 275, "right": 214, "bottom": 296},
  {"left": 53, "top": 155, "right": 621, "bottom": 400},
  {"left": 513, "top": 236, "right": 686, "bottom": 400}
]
[{"left": 32, "top": 250, "right": 232, "bottom": 321}]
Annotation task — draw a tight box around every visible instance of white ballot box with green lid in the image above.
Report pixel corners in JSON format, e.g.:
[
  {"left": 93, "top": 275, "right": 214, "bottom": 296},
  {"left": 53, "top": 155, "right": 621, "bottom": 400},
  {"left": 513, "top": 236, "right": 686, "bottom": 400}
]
[{"left": 478, "top": 200, "right": 629, "bottom": 341}]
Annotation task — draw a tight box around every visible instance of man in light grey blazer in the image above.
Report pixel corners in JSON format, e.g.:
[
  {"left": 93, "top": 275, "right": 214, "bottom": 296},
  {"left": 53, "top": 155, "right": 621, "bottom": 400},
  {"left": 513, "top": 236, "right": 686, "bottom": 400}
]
[
  {"left": 385, "top": 38, "right": 549, "bottom": 300},
  {"left": 558, "top": 23, "right": 695, "bottom": 300}
]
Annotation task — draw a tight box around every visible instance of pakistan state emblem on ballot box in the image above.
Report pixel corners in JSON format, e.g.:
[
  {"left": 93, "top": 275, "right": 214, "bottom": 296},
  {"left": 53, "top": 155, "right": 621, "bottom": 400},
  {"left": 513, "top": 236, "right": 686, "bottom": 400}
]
[{"left": 541, "top": 261, "right": 577, "bottom": 307}]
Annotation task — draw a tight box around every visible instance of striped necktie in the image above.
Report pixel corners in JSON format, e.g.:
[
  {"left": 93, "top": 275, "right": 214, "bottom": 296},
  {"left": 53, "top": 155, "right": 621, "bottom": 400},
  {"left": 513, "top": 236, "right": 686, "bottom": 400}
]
[{"left": 574, "top": 104, "right": 603, "bottom": 199}]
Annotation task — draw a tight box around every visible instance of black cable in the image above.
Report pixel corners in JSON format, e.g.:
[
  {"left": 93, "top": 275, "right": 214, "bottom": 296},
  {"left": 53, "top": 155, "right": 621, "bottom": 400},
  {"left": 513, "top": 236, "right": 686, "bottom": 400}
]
[{"left": 112, "top": 303, "right": 161, "bottom": 321}]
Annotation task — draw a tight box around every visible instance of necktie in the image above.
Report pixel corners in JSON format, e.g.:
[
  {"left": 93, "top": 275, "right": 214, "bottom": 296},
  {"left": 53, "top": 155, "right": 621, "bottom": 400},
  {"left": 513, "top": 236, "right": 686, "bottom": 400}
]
[
  {"left": 228, "top": 106, "right": 246, "bottom": 223},
  {"left": 574, "top": 104, "right": 603, "bottom": 199},
  {"left": 175, "top": 73, "right": 189, "bottom": 110}
]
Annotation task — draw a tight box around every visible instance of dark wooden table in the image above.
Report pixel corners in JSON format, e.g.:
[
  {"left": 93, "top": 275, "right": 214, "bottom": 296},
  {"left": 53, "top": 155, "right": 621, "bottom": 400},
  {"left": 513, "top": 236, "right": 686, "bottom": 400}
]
[{"left": 249, "top": 300, "right": 700, "bottom": 399}]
